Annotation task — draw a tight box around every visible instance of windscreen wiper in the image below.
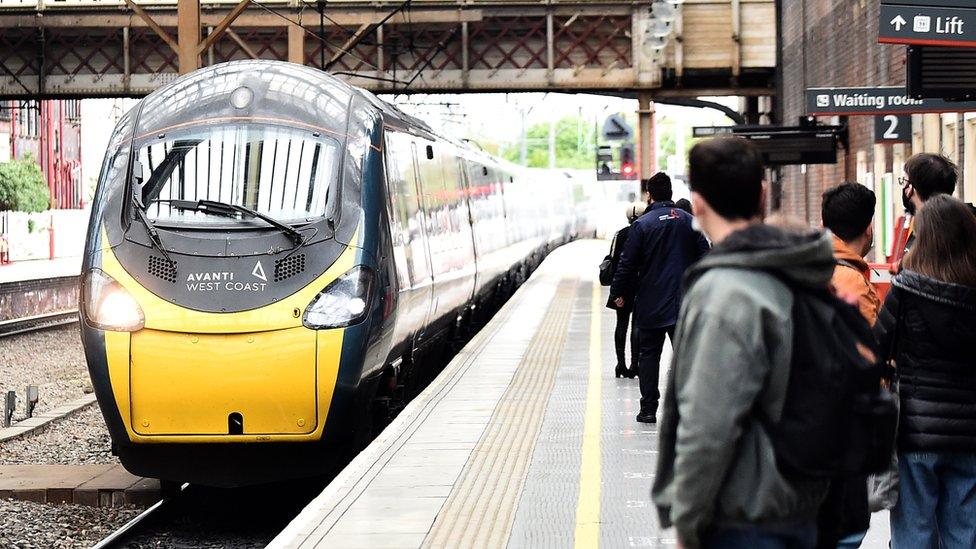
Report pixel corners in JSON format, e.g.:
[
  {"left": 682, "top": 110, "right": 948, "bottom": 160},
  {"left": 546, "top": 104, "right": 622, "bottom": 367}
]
[
  {"left": 169, "top": 199, "right": 305, "bottom": 246},
  {"left": 131, "top": 194, "right": 176, "bottom": 265}
]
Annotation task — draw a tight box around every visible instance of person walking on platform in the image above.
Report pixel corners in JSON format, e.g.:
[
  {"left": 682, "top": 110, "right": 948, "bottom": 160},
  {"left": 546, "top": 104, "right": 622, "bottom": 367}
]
[
  {"left": 874, "top": 195, "right": 976, "bottom": 549},
  {"left": 817, "top": 183, "right": 881, "bottom": 549},
  {"left": 609, "top": 172, "right": 709, "bottom": 424},
  {"left": 606, "top": 203, "right": 644, "bottom": 379},
  {"left": 652, "top": 137, "right": 833, "bottom": 549}
]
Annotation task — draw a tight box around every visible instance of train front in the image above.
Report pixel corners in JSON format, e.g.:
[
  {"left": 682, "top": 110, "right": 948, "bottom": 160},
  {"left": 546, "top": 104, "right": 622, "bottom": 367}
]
[{"left": 80, "top": 61, "right": 389, "bottom": 486}]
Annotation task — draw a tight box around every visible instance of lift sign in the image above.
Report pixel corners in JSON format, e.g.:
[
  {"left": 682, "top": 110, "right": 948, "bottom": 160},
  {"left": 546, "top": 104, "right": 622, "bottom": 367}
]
[{"left": 879, "top": 3, "right": 976, "bottom": 48}]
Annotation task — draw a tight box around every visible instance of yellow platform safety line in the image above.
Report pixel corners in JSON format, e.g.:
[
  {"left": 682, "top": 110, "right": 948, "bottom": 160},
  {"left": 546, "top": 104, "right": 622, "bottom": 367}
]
[{"left": 574, "top": 280, "right": 602, "bottom": 548}]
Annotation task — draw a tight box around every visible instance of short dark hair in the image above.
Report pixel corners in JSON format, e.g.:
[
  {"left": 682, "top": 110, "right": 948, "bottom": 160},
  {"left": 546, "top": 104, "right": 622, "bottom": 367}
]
[
  {"left": 646, "top": 172, "right": 672, "bottom": 202},
  {"left": 821, "top": 183, "right": 876, "bottom": 241},
  {"left": 905, "top": 153, "right": 957, "bottom": 200},
  {"left": 675, "top": 198, "right": 692, "bottom": 214},
  {"left": 688, "top": 137, "right": 763, "bottom": 220}
]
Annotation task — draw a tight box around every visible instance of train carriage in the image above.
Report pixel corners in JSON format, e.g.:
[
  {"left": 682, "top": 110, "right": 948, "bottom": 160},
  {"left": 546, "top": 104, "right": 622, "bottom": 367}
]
[{"left": 81, "top": 60, "right": 580, "bottom": 486}]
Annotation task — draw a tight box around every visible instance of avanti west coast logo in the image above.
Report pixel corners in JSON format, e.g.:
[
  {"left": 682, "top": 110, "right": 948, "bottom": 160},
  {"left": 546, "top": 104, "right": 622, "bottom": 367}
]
[{"left": 185, "top": 260, "right": 268, "bottom": 292}]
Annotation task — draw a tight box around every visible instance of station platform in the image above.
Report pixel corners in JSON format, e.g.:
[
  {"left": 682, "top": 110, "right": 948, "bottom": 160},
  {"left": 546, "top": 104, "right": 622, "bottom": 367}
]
[
  {"left": 270, "top": 239, "right": 891, "bottom": 549},
  {"left": 0, "top": 464, "right": 158, "bottom": 508},
  {"left": 0, "top": 255, "right": 81, "bottom": 284}
]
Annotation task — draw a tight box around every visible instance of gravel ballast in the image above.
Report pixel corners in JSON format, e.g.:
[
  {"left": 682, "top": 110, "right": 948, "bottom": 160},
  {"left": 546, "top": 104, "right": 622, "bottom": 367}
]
[
  {"left": 0, "top": 498, "right": 140, "bottom": 549},
  {"left": 0, "top": 404, "right": 113, "bottom": 465},
  {"left": 0, "top": 324, "right": 90, "bottom": 422}
]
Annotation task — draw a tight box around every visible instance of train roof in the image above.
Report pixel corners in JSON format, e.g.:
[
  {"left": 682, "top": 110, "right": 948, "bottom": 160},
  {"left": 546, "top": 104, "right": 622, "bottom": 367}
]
[{"left": 122, "top": 60, "right": 504, "bottom": 169}]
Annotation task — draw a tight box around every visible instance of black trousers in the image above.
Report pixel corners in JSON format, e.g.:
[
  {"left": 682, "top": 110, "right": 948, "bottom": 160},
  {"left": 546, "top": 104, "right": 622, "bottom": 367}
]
[
  {"left": 613, "top": 309, "right": 639, "bottom": 369},
  {"left": 637, "top": 325, "right": 675, "bottom": 412}
]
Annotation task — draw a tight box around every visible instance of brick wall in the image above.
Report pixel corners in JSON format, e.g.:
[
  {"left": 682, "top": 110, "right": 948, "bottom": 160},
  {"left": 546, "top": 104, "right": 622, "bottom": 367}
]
[{"left": 777, "top": 0, "right": 907, "bottom": 227}]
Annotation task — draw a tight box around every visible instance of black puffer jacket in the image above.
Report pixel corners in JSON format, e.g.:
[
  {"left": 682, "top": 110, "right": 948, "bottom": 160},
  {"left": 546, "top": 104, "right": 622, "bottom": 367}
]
[{"left": 874, "top": 270, "right": 976, "bottom": 452}]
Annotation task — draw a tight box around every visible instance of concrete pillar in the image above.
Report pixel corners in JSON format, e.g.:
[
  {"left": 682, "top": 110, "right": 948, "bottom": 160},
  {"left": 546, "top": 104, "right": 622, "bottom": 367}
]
[
  {"left": 178, "top": 0, "right": 201, "bottom": 74},
  {"left": 637, "top": 92, "right": 656, "bottom": 178}
]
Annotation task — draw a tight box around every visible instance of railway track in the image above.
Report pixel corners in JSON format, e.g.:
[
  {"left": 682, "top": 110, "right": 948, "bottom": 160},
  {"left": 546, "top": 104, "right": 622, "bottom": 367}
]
[
  {"left": 86, "top": 477, "right": 338, "bottom": 548},
  {"left": 0, "top": 275, "right": 79, "bottom": 337},
  {"left": 92, "top": 484, "right": 190, "bottom": 549},
  {"left": 0, "top": 309, "right": 78, "bottom": 338},
  {"left": 90, "top": 484, "right": 188, "bottom": 549}
]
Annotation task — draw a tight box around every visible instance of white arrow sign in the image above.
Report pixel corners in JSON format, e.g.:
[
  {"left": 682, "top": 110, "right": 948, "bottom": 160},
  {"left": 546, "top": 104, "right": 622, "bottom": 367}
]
[{"left": 891, "top": 15, "right": 907, "bottom": 30}]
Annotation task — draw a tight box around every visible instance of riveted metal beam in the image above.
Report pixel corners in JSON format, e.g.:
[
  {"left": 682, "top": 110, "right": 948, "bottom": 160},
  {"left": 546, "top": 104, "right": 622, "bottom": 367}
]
[
  {"left": 197, "top": 0, "right": 251, "bottom": 55},
  {"left": 123, "top": 0, "right": 178, "bottom": 53}
]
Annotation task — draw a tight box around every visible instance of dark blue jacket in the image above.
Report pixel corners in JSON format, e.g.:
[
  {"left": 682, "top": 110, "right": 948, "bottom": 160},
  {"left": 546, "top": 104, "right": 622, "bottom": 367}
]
[{"left": 609, "top": 201, "right": 710, "bottom": 329}]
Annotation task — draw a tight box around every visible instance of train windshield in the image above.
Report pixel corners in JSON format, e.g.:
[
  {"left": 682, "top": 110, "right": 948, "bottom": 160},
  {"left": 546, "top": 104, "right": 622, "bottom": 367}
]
[{"left": 134, "top": 123, "right": 339, "bottom": 225}]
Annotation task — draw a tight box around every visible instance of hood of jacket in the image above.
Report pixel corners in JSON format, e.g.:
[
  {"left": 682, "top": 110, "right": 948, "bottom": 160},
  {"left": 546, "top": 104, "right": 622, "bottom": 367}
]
[
  {"left": 893, "top": 269, "right": 976, "bottom": 312},
  {"left": 686, "top": 223, "right": 836, "bottom": 289}
]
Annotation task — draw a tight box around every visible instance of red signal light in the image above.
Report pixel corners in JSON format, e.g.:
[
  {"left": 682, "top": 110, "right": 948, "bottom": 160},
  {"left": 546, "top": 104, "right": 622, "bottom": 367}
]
[{"left": 621, "top": 162, "right": 634, "bottom": 176}]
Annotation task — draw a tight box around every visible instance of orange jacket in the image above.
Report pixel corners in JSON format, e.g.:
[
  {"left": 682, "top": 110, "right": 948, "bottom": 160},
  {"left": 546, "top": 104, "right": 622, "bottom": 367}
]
[{"left": 831, "top": 235, "right": 881, "bottom": 326}]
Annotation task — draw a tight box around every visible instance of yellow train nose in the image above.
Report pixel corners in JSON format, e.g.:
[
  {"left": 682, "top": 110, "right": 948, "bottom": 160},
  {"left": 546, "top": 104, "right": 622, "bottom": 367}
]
[{"left": 129, "top": 328, "right": 318, "bottom": 436}]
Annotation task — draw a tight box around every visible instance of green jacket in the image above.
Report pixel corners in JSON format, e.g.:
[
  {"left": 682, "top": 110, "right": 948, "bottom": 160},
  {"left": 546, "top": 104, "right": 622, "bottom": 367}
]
[{"left": 651, "top": 224, "right": 835, "bottom": 548}]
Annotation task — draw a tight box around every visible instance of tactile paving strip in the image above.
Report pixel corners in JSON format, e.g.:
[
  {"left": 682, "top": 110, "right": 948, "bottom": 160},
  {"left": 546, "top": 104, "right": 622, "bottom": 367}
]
[
  {"left": 422, "top": 279, "right": 578, "bottom": 549},
  {"left": 508, "top": 282, "right": 673, "bottom": 549}
]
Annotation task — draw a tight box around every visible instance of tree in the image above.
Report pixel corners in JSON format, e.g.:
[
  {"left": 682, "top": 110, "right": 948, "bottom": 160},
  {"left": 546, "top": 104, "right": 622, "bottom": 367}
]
[
  {"left": 0, "top": 154, "right": 50, "bottom": 212},
  {"left": 502, "top": 115, "right": 597, "bottom": 169}
]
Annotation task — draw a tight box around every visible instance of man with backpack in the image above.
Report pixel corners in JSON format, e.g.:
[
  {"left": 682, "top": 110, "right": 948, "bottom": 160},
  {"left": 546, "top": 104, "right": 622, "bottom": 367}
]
[{"left": 651, "top": 137, "right": 895, "bottom": 549}]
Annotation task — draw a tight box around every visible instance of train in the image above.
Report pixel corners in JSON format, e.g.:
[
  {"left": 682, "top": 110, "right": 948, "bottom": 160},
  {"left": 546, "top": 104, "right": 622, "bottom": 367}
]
[{"left": 80, "top": 60, "right": 595, "bottom": 487}]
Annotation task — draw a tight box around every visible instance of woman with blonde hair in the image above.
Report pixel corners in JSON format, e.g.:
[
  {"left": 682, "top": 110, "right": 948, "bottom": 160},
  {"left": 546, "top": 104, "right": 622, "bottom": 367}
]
[{"left": 874, "top": 194, "right": 976, "bottom": 548}]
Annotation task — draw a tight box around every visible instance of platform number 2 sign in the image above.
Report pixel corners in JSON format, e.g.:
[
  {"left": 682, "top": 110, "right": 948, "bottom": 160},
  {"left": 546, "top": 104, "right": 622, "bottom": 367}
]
[{"left": 875, "top": 114, "right": 912, "bottom": 144}]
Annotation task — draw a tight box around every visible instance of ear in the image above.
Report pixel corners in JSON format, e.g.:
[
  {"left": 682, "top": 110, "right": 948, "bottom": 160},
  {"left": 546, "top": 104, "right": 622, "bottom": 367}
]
[
  {"left": 691, "top": 192, "right": 707, "bottom": 217},
  {"left": 866, "top": 221, "right": 875, "bottom": 239}
]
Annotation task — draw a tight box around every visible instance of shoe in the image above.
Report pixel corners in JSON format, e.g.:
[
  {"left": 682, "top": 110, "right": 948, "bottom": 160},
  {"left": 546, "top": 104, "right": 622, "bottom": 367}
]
[
  {"left": 615, "top": 364, "right": 628, "bottom": 378},
  {"left": 625, "top": 367, "right": 639, "bottom": 379},
  {"left": 636, "top": 410, "right": 657, "bottom": 424}
]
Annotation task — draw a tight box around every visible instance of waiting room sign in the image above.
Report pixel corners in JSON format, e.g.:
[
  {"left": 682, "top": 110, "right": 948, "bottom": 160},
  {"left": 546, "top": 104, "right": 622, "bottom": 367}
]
[{"left": 805, "top": 86, "right": 976, "bottom": 115}]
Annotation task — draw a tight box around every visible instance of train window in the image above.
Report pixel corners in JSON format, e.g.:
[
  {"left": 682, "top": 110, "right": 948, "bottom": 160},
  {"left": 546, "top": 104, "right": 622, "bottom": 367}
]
[
  {"left": 385, "top": 131, "right": 430, "bottom": 285},
  {"left": 134, "top": 123, "right": 339, "bottom": 225}
]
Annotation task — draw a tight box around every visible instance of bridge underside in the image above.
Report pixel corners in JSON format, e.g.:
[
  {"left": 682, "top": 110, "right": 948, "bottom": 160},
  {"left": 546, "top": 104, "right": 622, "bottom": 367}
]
[{"left": 0, "top": 1, "right": 775, "bottom": 100}]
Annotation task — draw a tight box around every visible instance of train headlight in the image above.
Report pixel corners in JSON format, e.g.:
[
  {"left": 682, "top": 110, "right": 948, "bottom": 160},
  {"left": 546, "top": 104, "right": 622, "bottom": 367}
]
[
  {"left": 83, "top": 269, "right": 145, "bottom": 332},
  {"left": 303, "top": 266, "right": 374, "bottom": 329}
]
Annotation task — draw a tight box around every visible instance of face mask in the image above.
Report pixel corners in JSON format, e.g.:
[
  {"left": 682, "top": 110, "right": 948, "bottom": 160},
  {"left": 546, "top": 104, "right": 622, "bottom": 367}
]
[{"left": 902, "top": 186, "right": 916, "bottom": 215}]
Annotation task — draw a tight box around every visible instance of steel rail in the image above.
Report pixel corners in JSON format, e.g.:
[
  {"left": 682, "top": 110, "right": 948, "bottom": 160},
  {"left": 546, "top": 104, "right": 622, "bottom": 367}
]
[
  {"left": 89, "top": 483, "right": 190, "bottom": 549},
  {"left": 0, "top": 309, "right": 79, "bottom": 338}
]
